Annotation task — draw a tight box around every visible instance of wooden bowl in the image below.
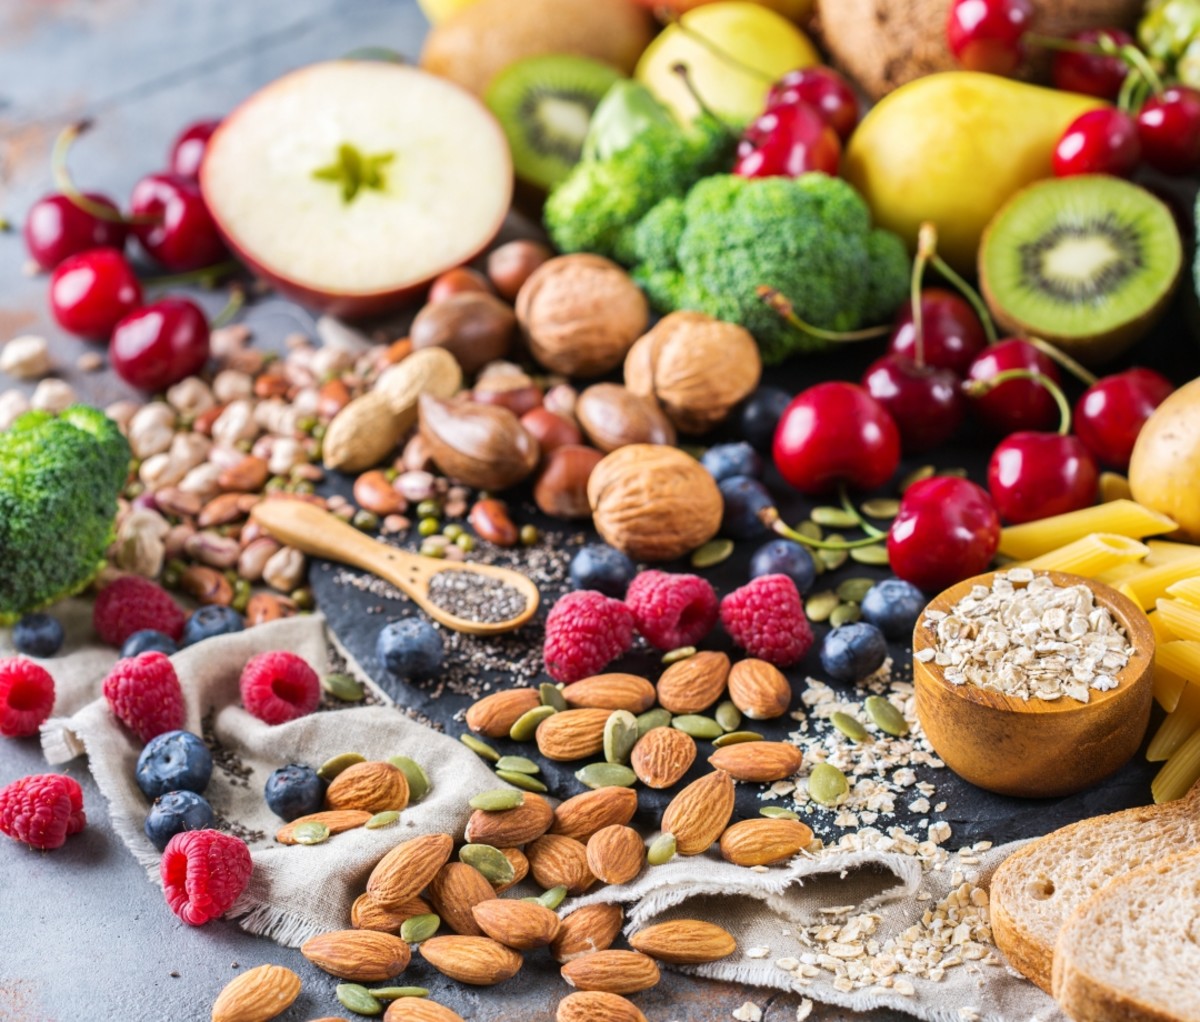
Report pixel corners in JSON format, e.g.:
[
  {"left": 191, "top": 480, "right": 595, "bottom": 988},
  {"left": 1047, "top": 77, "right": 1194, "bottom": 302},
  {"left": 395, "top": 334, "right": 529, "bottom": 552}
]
[{"left": 913, "top": 570, "right": 1155, "bottom": 799}]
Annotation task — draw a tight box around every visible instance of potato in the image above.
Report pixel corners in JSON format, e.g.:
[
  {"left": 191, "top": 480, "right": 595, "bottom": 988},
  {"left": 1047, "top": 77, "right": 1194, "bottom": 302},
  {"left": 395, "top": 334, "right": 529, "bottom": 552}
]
[{"left": 1129, "top": 378, "right": 1200, "bottom": 540}]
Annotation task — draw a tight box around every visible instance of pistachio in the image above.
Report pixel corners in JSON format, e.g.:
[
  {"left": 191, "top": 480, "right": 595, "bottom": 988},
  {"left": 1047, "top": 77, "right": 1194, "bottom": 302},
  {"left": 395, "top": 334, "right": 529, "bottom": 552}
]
[
  {"left": 263, "top": 546, "right": 306, "bottom": 592},
  {"left": 184, "top": 530, "right": 240, "bottom": 569},
  {"left": 575, "top": 762, "right": 637, "bottom": 789},
  {"left": 864, "top": 695, "right": 910, "bottom": 737},
  {"left": 808, "top": 763, "right": 850, "bottom": 807}
]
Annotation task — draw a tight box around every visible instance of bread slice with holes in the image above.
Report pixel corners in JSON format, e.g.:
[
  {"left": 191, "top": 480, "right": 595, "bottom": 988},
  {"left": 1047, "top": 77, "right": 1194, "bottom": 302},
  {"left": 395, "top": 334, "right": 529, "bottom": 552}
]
[
  {"left": 990, "top": 781, "right": 1200, "bottom": 992},
  {"left": 1051, "top": 846, "right": 1200, "bottom": 1022}
]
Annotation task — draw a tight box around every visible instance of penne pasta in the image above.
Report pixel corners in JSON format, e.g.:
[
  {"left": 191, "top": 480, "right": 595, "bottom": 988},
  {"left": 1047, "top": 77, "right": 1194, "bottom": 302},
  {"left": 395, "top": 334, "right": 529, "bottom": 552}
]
[
  {"left": 1155, "top": 667, "right": 1188, "bottom": 714},
  {"left": 1156, "top": 640, "right": 1200, "bottom": 683},
  {"left": 997, "top": 500, "right": 1176, "bottom": 560},
  {"left": 1094, "top": 562, "right": 1145, "bottom": 587},
  {"left": 1146, "top": 540, "right": 1200, "bottom": 563},
  {"left": 1151, "top": 726, "right": 1200, "bottom": 803},
  {"left": 1120, "top": 554, "right": 1200, "bottom": 610},
  {"left": 1156, "top": 599, "right": 1200, "bottom": 642},
  {"left": 1166, "top": 578, "right": 1200, "bottom": 608},
  {"left": 1147, "top": 682, "right": 1200, "bottom": 762},
  {"left": 1018, "top": 534, "right": 1149, "bottom": 576}
]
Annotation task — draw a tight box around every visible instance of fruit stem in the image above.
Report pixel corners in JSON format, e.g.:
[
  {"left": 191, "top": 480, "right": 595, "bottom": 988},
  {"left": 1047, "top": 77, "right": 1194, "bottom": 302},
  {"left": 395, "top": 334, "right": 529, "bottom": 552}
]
[
  {"left": 759, "top": 506, "right": 888, "bottom": 550},
  {"left": 669, "top": 63, "right": 738, "bottom": 137},
  {"left": 142, "top": 259, "right": 241, "bottom": 290},
  {"left": 964, "top": 368, "right": 1073, "bottom": 436},
  {"left": 838, "top": 483, "right": 886, "bottom": 539},
  {"left": 51, "top": 121, "right": 158, "bottom": 226},
  {"left": 1024, "top": 33, "right": 1105, "bottom": 56},
  {"left": 661, "top": 11, "right": 775, "bottom": 84},
  {"left": 756, "top": 285, "right": 891, "bottom": 342},
  {"left": 911, "top": 222, "right": 939, "bottom": 368},
  {"left": 210, "top": 284, "right": 246, "bottom": 330},
  {"left": 1119, "top": 43, "right": 1165, "bottom": 97},
  {"left": 1021, "top": 335, "right": 1098, "bottom": 387},
  {"left": 927, "top": 253, "right": 998, "bottom": 345}
]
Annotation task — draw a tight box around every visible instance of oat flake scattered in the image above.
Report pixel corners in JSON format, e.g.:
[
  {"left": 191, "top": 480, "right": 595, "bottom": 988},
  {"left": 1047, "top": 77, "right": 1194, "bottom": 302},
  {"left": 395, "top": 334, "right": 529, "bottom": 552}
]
[{"left": 732, "top": 1002, "right": 763, "bottom": 1021}]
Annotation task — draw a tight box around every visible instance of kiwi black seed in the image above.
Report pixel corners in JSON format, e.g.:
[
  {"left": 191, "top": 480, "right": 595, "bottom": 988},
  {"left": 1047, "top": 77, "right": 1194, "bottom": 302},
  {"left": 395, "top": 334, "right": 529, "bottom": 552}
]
[
  {"left": 979, "top": 174, "right": 1182, "bottom": 365},
  {"left": 485, "top": 54, "right": 622, "bottom": 191}
]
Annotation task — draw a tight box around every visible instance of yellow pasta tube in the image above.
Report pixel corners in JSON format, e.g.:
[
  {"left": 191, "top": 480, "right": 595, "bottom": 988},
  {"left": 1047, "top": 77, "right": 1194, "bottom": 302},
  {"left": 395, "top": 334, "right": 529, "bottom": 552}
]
[
  {"left": 1018, "top": 534, "right": 1150, "bottom": 575},
  {"left": 1122, "top": 554, "right": 1200, "bottom": 610},
  {"left": 1156, "top": 640, "right": 1200, "bottom": 681},
  {"left": 998, "top": 500, "right": 1176, "bottom": 560},
  {"left": 1166, "top": 578, "right": 1200, "bottom": 607},
  {"left": 1146, "top": 540, "right": 1200, "bottom": 563},
  {"left": 1156, "top": 599, "right": 1200, "bottom": 642},
  {"left": 1151, "top": 726, "right": 1200, "bottom": 803},
  {"left": 1148, "top": 682, "right": 1200, "bottom": 762},
  {"left": 1094, "top": 562, "right": 1146, "bottom": 587},
  {"left": 1155, "top": 667, "right": 1188, "bottom": 713}
]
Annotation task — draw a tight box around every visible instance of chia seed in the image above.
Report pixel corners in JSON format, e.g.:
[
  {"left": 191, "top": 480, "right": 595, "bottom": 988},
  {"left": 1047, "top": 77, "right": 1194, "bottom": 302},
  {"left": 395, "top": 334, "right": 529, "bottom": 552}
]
[{"left": 426, "top": 570, "right": 529, "bottom": 624}]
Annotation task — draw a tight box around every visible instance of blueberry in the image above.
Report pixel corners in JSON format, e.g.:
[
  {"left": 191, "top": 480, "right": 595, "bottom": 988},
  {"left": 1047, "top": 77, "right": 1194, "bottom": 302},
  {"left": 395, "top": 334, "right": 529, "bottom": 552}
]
[
  {"left": 136, "top": 730, "right": 213, "bottom": 799},
  {"left": 181, "top": 605, "right": 245, "bottom": 647},
  {"left": 264, "top": 763, "right": 326, "bottom": 822},
  {"left": 701, "top": 442, "right": 763, "bottom": 483},
  {"left": 750, "top": 539, "right": 817, "bottom": 595},
  {"left": 569, "top": 544, "right": 636, "bottom": 597},
  {"left": 12, "top": 613, "right": 64, "bottom": 658},
  {"left": 860, "top": 578, "right": 926, "bottom": 640},
  {"left": 144, "top": 790, "right": 214, "bottom": 851},
  {"left": 719, "top": 475, "right": 773, "bottom": 539},
  {"left": 738, "top": 386, "right": 792, "bottom": 452},
  {"left": 820, "top": 622, "right": 889, "bottom": 684},
  {"left": 121, "top": 629, "right": 178, "bottom": 658},
  {"left": 377, "top": 618, "right": 444, "bottom": 679}
]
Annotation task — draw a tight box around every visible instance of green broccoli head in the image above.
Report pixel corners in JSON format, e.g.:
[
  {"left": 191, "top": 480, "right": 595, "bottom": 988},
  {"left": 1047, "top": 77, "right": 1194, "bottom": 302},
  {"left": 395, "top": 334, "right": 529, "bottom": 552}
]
[
  {"left": 0, "top": 405, "right": 131, "bottom": 622},
  {"left": 629, "top": 173, "right": 911, "bottom": 364}
]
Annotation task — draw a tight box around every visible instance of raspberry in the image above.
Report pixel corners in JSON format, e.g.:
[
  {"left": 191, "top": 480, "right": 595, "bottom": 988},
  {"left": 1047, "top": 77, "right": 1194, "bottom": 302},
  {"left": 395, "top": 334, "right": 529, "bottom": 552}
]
[
  {"left": 0, "top": 657, "right": 56, "bottom": 738},
  {"left": 239, "top": 651, "right": 320, "bottom": 726},
  {"left": 543, "top": 590, "right": 635, "bottom": 683},
  {"left": 102, "top": 651, "right": 186, "bottom": 743},
  {"left": 93, "top": 576, "right": 186, "bottom": 647},
  {"left": 719, "top": 574, "right": 813, "bottom": 667},
  {"left": 624, "top": 571, "right": 719, "bottom": 650},
  {"left": 0, "top": 773, "right": 85, "bottom": 849},
  {"left": 160, "top": 828, "right": 252, "bottom": 925}
]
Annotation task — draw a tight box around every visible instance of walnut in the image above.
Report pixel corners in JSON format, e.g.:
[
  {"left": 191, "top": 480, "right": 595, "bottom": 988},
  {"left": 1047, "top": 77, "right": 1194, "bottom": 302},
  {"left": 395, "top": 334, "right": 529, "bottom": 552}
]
[
  {"left": 624, "top": 311, "right": 762, "bottom": 435},
  {"left": 587, "top": 444, "right": 722, "bottom": 562},
  {"left": 515, "top": 254, "right": 648, "bottom": 377}
]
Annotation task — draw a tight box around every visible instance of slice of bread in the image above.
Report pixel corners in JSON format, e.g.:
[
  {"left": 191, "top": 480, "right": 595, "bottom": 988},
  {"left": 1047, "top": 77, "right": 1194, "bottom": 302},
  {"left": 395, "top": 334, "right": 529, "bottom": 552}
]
[
  {"left": 1052, "top": 846, "right": 1200, "bottom": 1022},
  {"left": 990, "top": 781, "right": 1200, "bottom": 992}
]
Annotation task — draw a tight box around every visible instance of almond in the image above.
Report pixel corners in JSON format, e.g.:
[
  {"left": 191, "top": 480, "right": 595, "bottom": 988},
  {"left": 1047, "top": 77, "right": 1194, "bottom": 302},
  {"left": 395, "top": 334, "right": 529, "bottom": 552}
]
[
  {"left": 585, "top": 825, "right": 644, "bottom": 885},
  {"left": 324, "top": 761, "right": 409, "bottom": 813},
  {"left": 535, "top": 708, "right": 611, "bottom": 762},
  {"left": 526, "top": 834, "right": 596, "bottom": 894},
  {"left": 384, "top": 1001, "right": 465, "bottom": 1022},
  {"left": 427, "top": 862, "right": 495, "bottom": 936},
  {"left": 211, "top": 964, "right": 301, "bottom": 1022},
  {"left": 465, "top": 688, "right": 541, "bottom": 738},
  {"left": 719, "top": 817, "right": 814, "bottom": 866},
  {"left": 300, "top": 929, "right": 411, "bottom": 981},
  {"left": 366, "top": 832, "right": 454, "bottom": 910},
  {"left": 550, "top": 786, "right": 638, "bottom": 842},
  {"left": 493, "top": 847, "right": 529, "bottom": 894},
  {"left": 708, "top": 741, "right": 803, "bottom": 782},
  {"left": 562, "top": 673, "right": 656, "bottom": 713},
  {"left": 560, "top": 950, "right": 660, "bottom": 994},
  {"left": 419, "top": 935, "right": 523, "bottom": 986},
  {"left": 350, "top": 892, "right": 432, "bottom": 933},
  {"left": 556, "top": 991, "right": 648, "bottom": 1022},
  {"left": 465, "top": 791, "right": 554, "bottom": 846},
  {"left": 629, "top": 919, "right": 737, "bottom": 964},
  {"left": 630, "top": 727, "right": 696, "bottom": 789},
  {"left": 276, "top": 810, "right": 371, "bottom": 844},
  {"left": 655, "top": 651, "right": 730, "bottom": 714},
  {"left": 727, "top": 658, "right": 792, "bottom": 720},
  {"left": 472, "top": 897, "right": 562, "bottom": 949},
  {"left": 551, "top": 903, "right": 625, "bottom": 963},
  {"left": 661, "top": 769, "right": 735, "bottom": 855}
]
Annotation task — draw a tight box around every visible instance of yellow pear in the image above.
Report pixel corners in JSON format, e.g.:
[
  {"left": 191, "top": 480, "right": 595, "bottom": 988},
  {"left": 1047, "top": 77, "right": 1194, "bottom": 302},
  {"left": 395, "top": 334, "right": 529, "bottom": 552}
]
[
  {"left": 416, "top": 0, "right": 481, "bottom": 24},
  {"left": 843, "top": 72, "right": 1103, "bottom": 273}
]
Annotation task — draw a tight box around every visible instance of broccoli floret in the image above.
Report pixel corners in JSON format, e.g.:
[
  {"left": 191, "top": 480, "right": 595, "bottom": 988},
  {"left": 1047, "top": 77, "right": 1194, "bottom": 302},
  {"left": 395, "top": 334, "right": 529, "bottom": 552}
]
[
  {"left": 0, "top": 405, "right": 131, "bottom": 622},
  {"left": 629, "top": 173, "right": 912, "bottom": 364}
]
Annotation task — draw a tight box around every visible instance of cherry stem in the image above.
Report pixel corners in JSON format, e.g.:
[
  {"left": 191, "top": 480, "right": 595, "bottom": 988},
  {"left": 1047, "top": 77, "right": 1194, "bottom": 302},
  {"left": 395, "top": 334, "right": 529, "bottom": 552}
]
[
  {"left": 964, "top": 368, "right": 1073, "bottom": 436},
  {"left": 669, "top": 63, "right": 737, "bottom": 137},
  {"left": 1118, "top": 43, "right": 1164, "bottom": 97},
  {"left": 142, "top": 259, "right": 241, "bottom": 290},
  {"left": 1021, "top": 335, "right": 1098, "bottom": 387},
  {"left": 927, "top": 252, "right": 998, "bottom": 345},
  {"left": 910, "top": 222, "right": 939, "bottom": 368},
  {"left": 52, "top": 122, "right": 159, "bottom": 226},
  {"left": 756, "top": 285, "right": 891, "bottom": 342},
  {"left": 210, "top": 284, "right": 246, "bottom": 331},
  {"left": 759, "top": 507, "right": 888, "bottom": 550},
  {"left": 660, "top": 10, "right": 775, "bottom": 84},
  {"left": 839, "top": 483, "right": 886, "bottom": 539},
  {"left": 1025, "top": 31, "right": 1164, "bottom": 103}
]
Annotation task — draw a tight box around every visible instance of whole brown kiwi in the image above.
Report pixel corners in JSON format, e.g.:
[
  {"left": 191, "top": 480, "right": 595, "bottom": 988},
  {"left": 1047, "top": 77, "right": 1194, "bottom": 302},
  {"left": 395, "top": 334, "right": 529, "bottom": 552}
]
[{"left": 410, "top": 292, "right": 515, "bottom": 376}]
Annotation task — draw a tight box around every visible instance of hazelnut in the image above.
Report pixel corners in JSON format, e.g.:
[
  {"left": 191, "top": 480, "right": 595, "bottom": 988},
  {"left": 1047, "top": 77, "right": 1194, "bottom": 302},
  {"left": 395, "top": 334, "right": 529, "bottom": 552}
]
[
  {"left": 428, "top": 266, "right": 493, "bottom": 304},
  {"left": 418, "top": 393, "right": 539, "bottom": 491},
  {"left": 624, "top": 311, "right": 762, "bottom": 435},
  {"left": 487, "top": 239, "right": 553, "bottom": 301},
  {"left": 535, "top": 445, "right": 603, "bottom": 519},
  {"left": 575, "top": 383, "right": 675, "bottom": 453},
  {"left": 520, "top": 407, "right": 582, "bottom": 456},
  {"left": 587, "top": 444, "right": 722, "bottom": 562},
  {"left": 516, "top": 254, "right": 648, "bottom": 377},
  {"left": 410, "top": 291, "right": 515, "bottom": 375}
]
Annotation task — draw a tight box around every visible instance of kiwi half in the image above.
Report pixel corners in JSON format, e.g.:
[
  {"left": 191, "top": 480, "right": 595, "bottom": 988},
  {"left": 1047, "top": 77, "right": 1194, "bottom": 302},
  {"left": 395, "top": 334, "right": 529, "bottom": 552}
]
[
  {"left": 979, "top": 175, "right": 1182, "bottom": 365},
  {"left": 485, "top": 55, "right": 622, "bottom": 191}
]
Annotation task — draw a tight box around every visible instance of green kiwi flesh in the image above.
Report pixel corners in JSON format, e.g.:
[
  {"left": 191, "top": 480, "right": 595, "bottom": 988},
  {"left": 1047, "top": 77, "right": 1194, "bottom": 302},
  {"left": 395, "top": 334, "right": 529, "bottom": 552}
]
[
  {"left": 979, "top": 175, "right": 1182, "bottom": 364},
  {"left": 485, "top": 55, "right": 622, "bottom": 191}
]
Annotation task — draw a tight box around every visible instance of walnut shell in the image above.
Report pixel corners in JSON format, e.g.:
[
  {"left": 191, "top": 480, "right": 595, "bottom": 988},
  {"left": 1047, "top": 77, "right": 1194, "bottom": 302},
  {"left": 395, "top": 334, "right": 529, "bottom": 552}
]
[
  {"left": 575, "top": 383, "right": 676, "bottom": 453},
  {"left": 515, "top": 254, "right": 648, "bottom": 377},
  {"left": 624, "top": 312, "right": 761, "bottom": 435},
  {"left": 587, "top": 444, "right": 722, "bottom": 561}
]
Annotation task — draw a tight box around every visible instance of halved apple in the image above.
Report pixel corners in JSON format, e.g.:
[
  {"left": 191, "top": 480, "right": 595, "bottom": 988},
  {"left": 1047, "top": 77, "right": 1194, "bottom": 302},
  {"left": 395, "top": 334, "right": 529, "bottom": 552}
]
[{"left": 201, "top": 61, "right": 513, "bottom": 318}]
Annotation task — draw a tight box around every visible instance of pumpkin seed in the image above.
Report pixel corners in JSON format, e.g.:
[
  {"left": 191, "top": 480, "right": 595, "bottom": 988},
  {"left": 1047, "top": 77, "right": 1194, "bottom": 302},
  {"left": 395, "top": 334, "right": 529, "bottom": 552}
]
[
  {"left": 830, "top": 603, "right": 861, "bottom": 627},
  {"left": 836, "top": 578, "right": 875, "bottom": 603},
  {"left": 366, "top": 986, "right": 430, "bottom": 1000},
  {"left": 537, "top": 885, "right": 568, "bottom": 910},
  {"left": 805, "top": 591, "right": 840, "bottom": 623},
  {"left": 495, "top": 755, "right": 540, "bottom": 775},
  {"left": 388, "top": 756, "right": 430, "bottom": 802},
  {"left": 509, "top": 704, "right": 557, "bottom": 742},
  {"left": 575, "top": 762, "right": 637, "bottom": 789},
  {"left": 322, "top": 671, "right": 365, "bottom": 702},
  {"left": 496, "top": 769, "right": 548, "bottom": 792},
  {"left": 469, "top": 789, "right": 524, "bottom": 811},
  {"left": 661, "top": 646, "right": 696, "bottom": 665},
  {"left": 808, "top": 763, "right": 850, "bottom": 807},
  {"left": 399, "top": 914, "right": 440, "bottom": 943},
  {"left": 337, "top": 983, "right": 383, "bottom": 1016},
  {"left": 715, "top": 700, "right": 742, "bottom": 733},
  {"left": 317, "top": 752, "right": 365, "bottom": 780},
  {"left": 647, "top": 833, "right": 677, "bottom": 866},
  {"left": 636, "top": 708, "right": 673, "bottom": 737},
  {"left": 365, "top": 811, "right": 400, "bottom": 829},
  {"left": 460, "top": 843, "right": 516, "bottom": 885},
  {"left": 604, "top": 710, "right": 639, "bottom": 765},
  {"left": 849, "top": 544, "right": 890, "bottom": 566},
  {"left": 795, "top": 520, "right": 823, "bottom": 541},
  {"left": 818, "top": 537, "right": 847, "bottom": 571},
  {"left": 671, "top": 714, "right": 723, "bottom": 740},
  {"left": 539, "top": 682, "right": 567, "bottom": 711},
  {"left": 460, "top": 734, "right": 500, "bottom": 762},
  {"left": 292, "top": 821, "right": 330, "bottom": 845},
  {"left": 940, "top": 466, "right": 968, "bottom": 478},
  {"left": 712, "top": 730, "right": 764, "bottom": 747},
  {"left": 691, "top": 538, "right": 734, "bottom": 568},
  {"left": 811, "top": 506, "right": 859, "bottom": 529},
  {"left": 830, "top": 711, "right": 870, "bottom": 743},
  {"left": 759, "top": 806, "right": 800, "bottom": 821},
  {"left": 865, "top": 695, "right": 910, "bottom": 737},
  {"left": 860, "top": 498, "right": 901, "bottom": 520},
  {"left": 899, "top": 464, "right": 935, "bottom": 492}
]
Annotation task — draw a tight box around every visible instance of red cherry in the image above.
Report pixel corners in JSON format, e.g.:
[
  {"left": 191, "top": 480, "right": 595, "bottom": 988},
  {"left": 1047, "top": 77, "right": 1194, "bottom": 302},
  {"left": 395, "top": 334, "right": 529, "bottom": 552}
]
[
  {"left": 734, "top": 103, "right": 841, "bottom": 179},
  {"left": 168, "top": 119, "right": 221, "bottom": 181},
  {"left": 1073, "top": 368, "right": 1173, "bottom": 469},
  {"left": 48, "top": 247, "right": 143, "bottom": 339},
  {"left": 765, "top": 67, "right": 860, "bottom": 141},
  {"left": 888, "top": 477, "right": 1001, "bottom": 593},
  {"left": 110, "top": 298, "right": 210, "bottom": 392},
  {"left": 861, "top": 354, "right": 967, "bottom": 455},
  {"left": 1137, "top": 86, "right": 1200, "bottom": 176},
  {"left": 1051, "top": 29, "right": 1134, "bottom": 100},
  {"left": 987, "top": 432, "right": 1098, "bottom": 524},
  {"left": 23, "top": 193, "right": 128, "bottom": 271},
  {"left": 772, "top": 382, "right": 901, "bottom": 494},
  {"left": 1053, "top": 108, "right": 1141, "bottom": 178},
  {"left": 946, "top": 0, "right": 1035, "bottom": 76},
  {"left": 887, "top": 288, "right": 988, "bottom": 377},
  {"left": 966, "top": 339, "right": 1062, "bottom": 434},
  {"left": 129, "top": 173, "right": 226, "bottom": 271}
]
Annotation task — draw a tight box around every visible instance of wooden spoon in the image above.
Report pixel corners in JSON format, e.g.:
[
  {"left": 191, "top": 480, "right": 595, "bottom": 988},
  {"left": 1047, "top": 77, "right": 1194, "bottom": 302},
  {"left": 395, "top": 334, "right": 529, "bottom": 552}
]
[{"left": 251, "top": 499, "right": 540, "bottom": 635}]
